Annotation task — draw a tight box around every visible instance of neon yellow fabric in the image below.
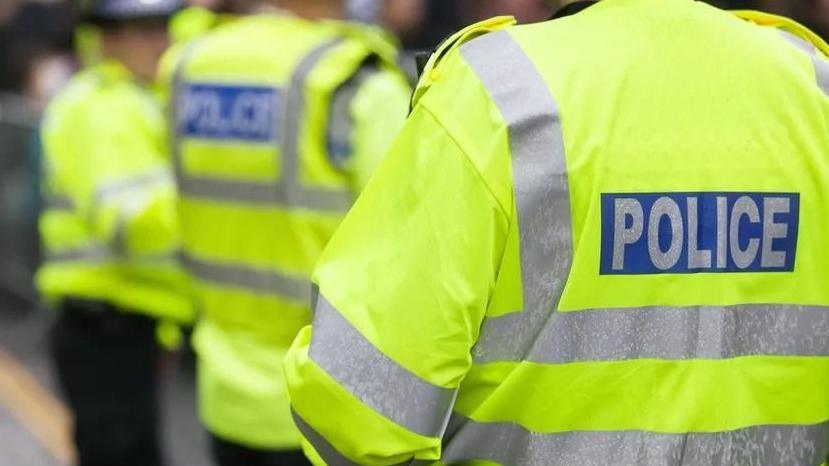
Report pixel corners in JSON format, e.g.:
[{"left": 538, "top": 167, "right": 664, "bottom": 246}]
[
  {"left": 170, "top": 6, "right": 221, "bottom": 44},
  {"left": 164, "top": 14, "right": 411, "bottom": 449},
  {"left": 458, "top": 357, "right": 829, "bottom": 433},
  {"left": 285, "top": 0, "right": 829, "bottom": 464},
  {"left": 288, "top": 104, "right": 508, "bottom": 464},
  {"left": 346, "top": 68, "right": 412, "bottom": 191},
  {"left": 38, "top": 60, "right": 192, "bottom": 322}
]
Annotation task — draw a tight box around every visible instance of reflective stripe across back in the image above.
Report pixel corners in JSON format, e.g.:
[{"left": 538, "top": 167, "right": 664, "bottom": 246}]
[
  {"left": 474, "top": 303, "right": 829, "bottom": 364},
  {"left": 182, "top": 252, "right": 311, "bottom": 303},
  {"left": 442, "top": 415, "right": 829, "bottom": 466}
]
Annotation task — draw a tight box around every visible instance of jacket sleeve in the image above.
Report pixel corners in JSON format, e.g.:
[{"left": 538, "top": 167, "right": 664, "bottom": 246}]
[
  {"left": 348, "top": 66, "right": 411, "bottom": 192},
  {"left": 284, "top": 101, "right": 511, "bottom": 465},
  {"left": 42, "top": 89, "right": 180, "bottom": 259},
  {"left": 327, "top": 63, "right": 412, "bottom": 193}
]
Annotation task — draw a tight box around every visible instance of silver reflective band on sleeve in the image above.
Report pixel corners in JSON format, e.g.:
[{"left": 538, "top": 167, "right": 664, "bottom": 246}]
[
  {"left": 473, "top": 303, "right": 829, "bottom": 364},
  {"left": 45, "top": 246, "right": 111, "bottom": 263},
  {"left": 779, "top": 30, "right": 829, "bottom": 97},
  {"left": 291, "top": 409, "right": 358, "bottom": 466},
  {"left": 441, "top": 415, "right": 829, "bottom": 466},
  {"left": 461, "top": 31, "right": 574, "bottom": 363},
  {"left": 91, "top": 169, "right": 174, "bottom": 256},
  {"left": 181, "top": 253, "right": 310, "bottom": 303},
  {"left": 46, "top": 245, "right": 182, "bottom": 265},
  {"left": 94, "top": 169, "right": 172, "bottom": 206},
  {"left": 309, "top": 295, "right": 457, "bottom": 438},
  {"left": 173, "top": 39, "right": 353, "bottom": 212},
  {"left": 44, "top": 195, "right": 74, "bottom": 212}
]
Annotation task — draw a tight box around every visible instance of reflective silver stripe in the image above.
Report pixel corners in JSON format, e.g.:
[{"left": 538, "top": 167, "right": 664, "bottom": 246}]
[
  {"left": 45, "top": 246, "right": 111, "bottom": 263},
  {"left": 94, "top": 169, "right": 172, "bottom": 206},
  {"left": 442, "top": 415, "right": 829, "bottom": 466},
  {"left": 44, "top": 195, "right": 74, "bottom": 212},
  {"left": 461, "top": 31, "right": 573, "bottom": 362},
  {"left": 309, "top": 295, "right": 457, "bottom": 438},
  {"left": 83, "top": 169, "right": 173, "bottom": 255},
  {"left": 474, "top": 303, "right": 829, "bottom": 364},
  {"left": 175, "top": 176, "right": 293, "bottom": 206},
  {"left": 173, "top": 39, "right": 353, "bottom": 212},
  {"left": 181, "top": 253, "right": 310, "bottom": 302},
  {"left": 780, "top": 30, "right": 829, "bottom": 97},
  {"left": 291, "top": 409, "right": 358, "bottom": 466},
  {"left": 326, "top": 63, "right": 378, "bottom": 169},
  {"left": 46, "top": 246, "right": 180, "bottom": 264}
]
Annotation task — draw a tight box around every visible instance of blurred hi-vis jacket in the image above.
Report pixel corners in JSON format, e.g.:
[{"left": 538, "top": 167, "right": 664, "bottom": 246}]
[
  {"left": 38, "top": 60, "right": 192, "bottom": 323},
  {"left": 285, "top": 1, "right": 829, "bottom": 464},
  {"left": 162, "top": 13, "right": 411, "bottom": 450}
]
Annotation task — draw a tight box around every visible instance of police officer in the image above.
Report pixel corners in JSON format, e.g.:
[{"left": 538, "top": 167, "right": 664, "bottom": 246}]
[
  {"left": 38, "top": 1, "right": 192, "bottom": 465},
  {"left": 161, "top": 0, "right": 412, "bottom": 464},
  {"left": 284, "top": 1, "right": 829, "bottom": 464}
]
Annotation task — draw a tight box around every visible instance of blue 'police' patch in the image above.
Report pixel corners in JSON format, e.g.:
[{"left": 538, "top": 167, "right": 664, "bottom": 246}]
[
  {"left": 177, "top": 83, "right": 279, "bottom": 142},
  {"left": 600, "top": 193, "right": 800, "bottom": 275}
]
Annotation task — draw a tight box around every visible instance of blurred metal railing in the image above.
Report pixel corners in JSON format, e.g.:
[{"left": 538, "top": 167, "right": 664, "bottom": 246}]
[{"left": 0, "top": 93, "right": 41, "bottom": 309}]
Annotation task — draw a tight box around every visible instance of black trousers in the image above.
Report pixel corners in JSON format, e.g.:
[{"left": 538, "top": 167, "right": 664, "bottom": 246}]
[
  {"left": 211, "top": 434, "right": 311, "bottom": 466},
  {"left": 51, "top": 298, "right": 164, "bottom": 466}
]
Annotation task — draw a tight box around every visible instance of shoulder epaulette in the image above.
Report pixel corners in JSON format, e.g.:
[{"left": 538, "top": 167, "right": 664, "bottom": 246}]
[
  {"left": 732, "top": 10, "right": 829, "bottom": 58},
  {"left": 412, "top": 16, "right": 516, "bottom": 107}
]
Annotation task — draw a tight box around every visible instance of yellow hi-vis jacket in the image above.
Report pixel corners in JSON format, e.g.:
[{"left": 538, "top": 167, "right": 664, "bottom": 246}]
[
  {"left": 285, "top": 1, "right": 829, "bottom": 464},
  {"left": 38, "top": 60, "right": 192, "bottom": 323},
  {"left": 163, "top": 14, "right": 411, "bottom": 449}
]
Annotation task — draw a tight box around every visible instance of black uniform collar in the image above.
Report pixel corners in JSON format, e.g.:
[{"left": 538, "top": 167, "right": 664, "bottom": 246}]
[{"left": 551, "top": 1, "right": 598, "bottom": 19}]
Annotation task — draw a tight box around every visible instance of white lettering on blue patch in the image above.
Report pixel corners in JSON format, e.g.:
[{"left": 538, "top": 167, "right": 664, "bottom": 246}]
[
  {"left": 600, "top": 193, "right": 800, "bottom": 274},
  {"left": 177, "top": 83, "right": 279, "bottom": 142}
]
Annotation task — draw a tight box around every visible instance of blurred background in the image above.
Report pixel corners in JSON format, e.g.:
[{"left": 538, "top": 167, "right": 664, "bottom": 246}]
[{"left": 0, "top": 0, "right": 826, "bottom": 465}]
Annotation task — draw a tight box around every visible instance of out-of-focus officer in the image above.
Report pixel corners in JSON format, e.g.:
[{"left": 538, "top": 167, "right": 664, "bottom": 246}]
[
  {"left": 37, "top": 1, "right": 192, "bottom": 465},
  {"left": 160, "top": 0, "right": 412, "bottom": 464},
  {"left": 285, "top": 1, "right": 829, "bottom": 464}
]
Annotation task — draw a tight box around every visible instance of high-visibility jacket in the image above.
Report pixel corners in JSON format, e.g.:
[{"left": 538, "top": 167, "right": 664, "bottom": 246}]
[
  {"left": 164, "top": 13, "right": 411, "bottom": 449},
  {"left": 284, "top": 1, "right": 829, "bottom": 464},
  {"left": 38, "top": 60, "right": 192, "bottom": 323}
]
